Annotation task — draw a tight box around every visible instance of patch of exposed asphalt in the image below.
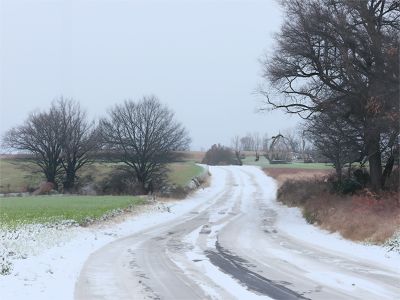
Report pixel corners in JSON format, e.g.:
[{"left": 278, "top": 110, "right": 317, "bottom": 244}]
[{"left": 206, "top": 241, "right": 310, "bottom": 300}]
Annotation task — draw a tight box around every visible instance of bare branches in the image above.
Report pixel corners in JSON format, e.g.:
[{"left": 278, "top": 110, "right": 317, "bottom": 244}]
[
  {"left": 3, "top": 106, "right": 64, "bottom": 187},
  {"left": 56, "top": 98, "right": 100, "bottom": 191},
  {"left": 2, "top": 98, "right": 100, "bottom": 191},
  {"left": 100, "top": 96, "right": 191, "bottom": 193},
  {"left": 260, "top": 0, "right": 399, "bottom": 115},
  {"left": 260, "top": 0, "right": 399, "bottom": 190}
]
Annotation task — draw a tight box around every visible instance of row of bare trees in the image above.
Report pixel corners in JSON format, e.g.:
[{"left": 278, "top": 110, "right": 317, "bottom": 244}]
[
  {"left": 231, "top": 133, "right": 265, "bottom": 164},
  {"left": 2, "top": 96, "right": 190, "bottom": 193},
  {"left": 261, "top": 0, "right": 399, "bottom": 191},
  {"left": 231, "top": 129, "right": 312, "bottom": 163}
]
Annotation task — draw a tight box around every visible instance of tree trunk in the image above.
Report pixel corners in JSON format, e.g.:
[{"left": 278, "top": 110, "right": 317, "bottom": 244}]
[
  {"left": 137, "top": 181, "right": 147, "bottom": 195},
  {"left": 335, "top": 166, "right": 342, "bottom": 184},
  {"left": 46, "top": 169, "right": 58, "bottom": 190},
  {"left": 47, "top": 176, "right": 57, "bottom": 189},
  {"left": 136, "top": 174, "right": 148, "bottom": 195},
  {"left": 63, "top": 170, "right": 76, "bottom": 192},
  {"left": 235, "top": 151, "right": 243, "bottom": 166},
  {"left": 365, "top": 132, "right": 382, "bottom": 192},
  {"left": 347, "top": 162, "right": 352, "bottom": 178},
  {"left": 381, "top": 153, "right": 395, "bottom": 189},
  {"left": 381, "top": 133, "right": 398, "bottom": 189}
]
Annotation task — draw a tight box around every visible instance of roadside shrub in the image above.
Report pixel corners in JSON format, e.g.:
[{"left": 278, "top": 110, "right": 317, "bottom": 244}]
[
  {"left": 353, "top": 168, "right": 369, "bottom": 186},
  {"left": 385, "top": 167, "right": 399, "bottom": 192},
  {"left": 386, "top": 231, "right": 400, "bottom": 253},
  {"left": 23, "top": 185, "right": 36, "bottom": 194},
  {"left": 329, "top": 170, "right": 366, "bottom": 195},
  {"left": 278, "top": 178, "right": 329, "bottom": 207},
  {"left": 277, "top": 177, "right": 400, "bottom": 244},
  {"left": 96, "top": 169, "right": 140, "bottom": 195},
  {"left": 32, "top": 182, "right": 55, "bottom": 195},
  {"left": 303, "top": 210, "right": 317, "bottom": 224},
  {"left": 0, "top": 256, "right": 12, "bottom": 275},
  {"left": 338, "top": 178, "right": 362, "bottom": 194},
  {"left": 168, "top": 185, "right": 188, "bottom": 199},
  {"left": 202, "top": 144, "right": 239, "bottom": 166}
]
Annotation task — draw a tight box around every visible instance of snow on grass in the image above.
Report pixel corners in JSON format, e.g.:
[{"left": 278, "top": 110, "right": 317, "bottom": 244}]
[
  {"left": 2, "top": 165, "right": 398, "bottom": 299},
  {"left": 273, "top": 205, "right": 400, "bottom": 271},
  {"left": 0, "top": 167, "right": 227, "bottom": 300},
  {"left": 245, "top": 165, "right": 400, "bottom": 272},
  {"left": 384, "top": 231, "right": 400, "bottom": 253},
  {"left": 0, "top": 204, "right": 188, "bottom": 299}
]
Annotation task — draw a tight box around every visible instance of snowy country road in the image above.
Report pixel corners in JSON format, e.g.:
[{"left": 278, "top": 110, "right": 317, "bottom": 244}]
[{"left": 75, "top": 166, "right": 400, "bottom": 300}]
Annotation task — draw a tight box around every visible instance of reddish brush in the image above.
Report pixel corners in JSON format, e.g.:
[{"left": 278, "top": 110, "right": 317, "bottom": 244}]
[{"left": 273, "top": 170, "right": 400, "bottom": 245}]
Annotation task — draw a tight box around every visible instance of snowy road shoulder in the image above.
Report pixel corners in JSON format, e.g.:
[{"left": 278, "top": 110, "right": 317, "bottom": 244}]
[
  {"left": 246, "top": 165, "right": 400, "bottom": 272},
  {"left": 273, "top": 205, "right": 400, "bottom": 272},
  {"left": 1, "top": 166, "right": 399, "bottom": 300},
  {"left": 0, "top": 169, "right": 225, "bottom": 300}
]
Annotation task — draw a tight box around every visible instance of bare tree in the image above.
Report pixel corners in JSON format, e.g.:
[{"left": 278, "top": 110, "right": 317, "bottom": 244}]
[
  {"left": 57, "top": 99, "right": 100, "bottom": 191},
  {"left": 253, "top": 132, "right": 262, "bottom": 161},
  {"left": 2, "top": 98, "right": 100, "bottom": 191},
  {"left": 240, "top": 133, "right": 255, "bottom": 151},
  {"left": 3, "top": 107, "right": 64, "bottom": 188},
  {"left": 305, "top": 111, "right": 364, "bottom": 182},
  {"left": 262, "top": 133, "right": 270, "bottom": 152},
  {"left": 261, "top": 0, "right": 399, "bottom": 190},
  {"left": 283, "top": 129, "right": 300, "bottom": 154},
  {"left": 231, "top": 135, "right": 243, "bottom": 165},
  {"left": 100, "top": 96, "right": 191, "bottom": 194}
]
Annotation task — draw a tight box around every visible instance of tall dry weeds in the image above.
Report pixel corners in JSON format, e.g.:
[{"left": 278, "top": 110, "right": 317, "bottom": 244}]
[{"left": 278, "top": 179, "right": 400, "bottom": 244}]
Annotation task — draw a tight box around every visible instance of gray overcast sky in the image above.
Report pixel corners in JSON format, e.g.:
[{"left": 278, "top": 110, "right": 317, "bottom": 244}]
[{"left": 0, "top": 0, "right": 299, "bottom": 150}]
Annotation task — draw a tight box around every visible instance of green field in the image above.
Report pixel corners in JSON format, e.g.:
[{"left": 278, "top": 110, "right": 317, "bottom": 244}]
[
  {"left": 167, "top": 162, "right": 204, "bottom": 186},
  {"left": 0, "top": 159, "right": 43, "bottom": 193},
  {"left": 0, "top": 159, "right": 204, "bottom": 193},
  {"left": 0, "top": 158, "right": 204, "bottom": 227},
  {"left": 241, "top": 156, "right": 333, "bottom": 170},
  {"left": 0, "top": 195, "right": 144, "bottom": 227}
]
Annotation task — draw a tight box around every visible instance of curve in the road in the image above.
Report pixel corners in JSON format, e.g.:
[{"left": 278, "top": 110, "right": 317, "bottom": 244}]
[{"left": 75, "top": 166, "right": 400, "bottom": 300}]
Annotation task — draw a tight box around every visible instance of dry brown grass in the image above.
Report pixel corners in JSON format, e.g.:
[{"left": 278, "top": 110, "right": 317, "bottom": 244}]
[
  {"left": 265, "top": 168, "right": 331, "bottom": 187},
  {"left": 267, "top": 168, "right": 400, "bottom": 244},
  {"left": 320, "top": 193, "right": 400, "bottom": 243},
  {"left": 177, "top": 151, "right": 205, "bottom": 163}
]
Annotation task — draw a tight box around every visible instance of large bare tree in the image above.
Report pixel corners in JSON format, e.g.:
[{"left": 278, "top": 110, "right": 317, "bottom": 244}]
[
  {"left": 57, "top": 99, "right": 100, "bottom": 191},
  {"left": 2, "top": 98, "right": 99, "bottom": 191},
  {"left": 100, "top": 96, "right": 191, "bottom": 193},
  {"left": 253, "top": 132, "right": 262, "bottom": 161},
  {"left": 261, "top": 0, "right": 399, "bottom": 191},
  {"left": 3, "top": 106, "right": 64, "bottom": 187},
  {"left": 231, "top": 135, "right": 243, "bottom": 165},
  {"left": 305, "top": 109, "right": 364, "bottom": 182}
]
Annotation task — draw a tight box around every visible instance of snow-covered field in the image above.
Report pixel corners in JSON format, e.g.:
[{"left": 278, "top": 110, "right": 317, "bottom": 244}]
[
  {"left": 1, "top": 166, "right": 399, "bottom": 300},
  {"left": 0, "top": 198, "right": 215, "bottom": 299}
]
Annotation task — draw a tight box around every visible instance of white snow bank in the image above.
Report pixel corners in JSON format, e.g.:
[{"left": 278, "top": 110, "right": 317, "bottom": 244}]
[{"left": 274, "top": 205, "right": 400, "bottom": 273}]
